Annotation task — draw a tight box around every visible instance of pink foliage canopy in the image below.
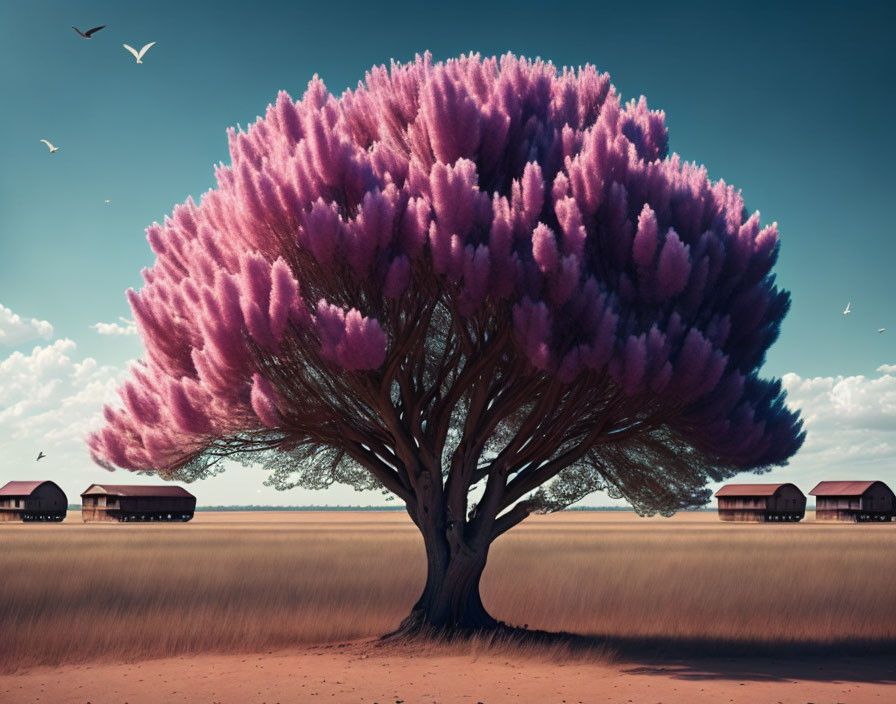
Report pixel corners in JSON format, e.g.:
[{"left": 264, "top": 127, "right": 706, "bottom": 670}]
[{"left": 88, "top": 53, "right": 802, "bottom": 485}]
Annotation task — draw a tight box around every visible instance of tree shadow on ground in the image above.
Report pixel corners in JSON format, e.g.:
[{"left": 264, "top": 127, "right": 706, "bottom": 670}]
[
  {"left": 369, "top": 626, "right": 896, "bottom": 684},
  {"left": 525, "top": 629, "right": 896, "bottom": 684}
]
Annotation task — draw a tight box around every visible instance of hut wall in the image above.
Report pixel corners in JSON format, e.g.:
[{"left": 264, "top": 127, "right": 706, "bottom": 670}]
[
  {"left": 815, "top": 497, "right": 842, "bottom": 521},
  {"left": 719, "top": 497, "right": 769, "bottom": 511},
  {"left": 81, "top": 506, "right": 119, "bottom": 522},
  {"left": 718, "top": 508, "right": 767, "bottom": 522},
  {"left": 24, "top": 483, "right": 67, "bottom": 514},
  {"left": 817, "top": 497, "right": 861, "bottom": 511},
  {"left": 815, "top": 494, "right": 895, "bottom": 521},
  {"left": 770, "top": 485, "right": 806, "bottom": 514},
  {"left": 0, "top": 497, "right": 24, "bottom": 521},
  {"left": 861, "top": 485, "right": 895, "bottom": 513},
  {"left": 81, "top": 494, "right": 196, "bottom": 521},
  {"left": 717, "top": 497, "right": 770, "bottom": 521},
  {"left": 119, "top": 496, "right": 196, "bottom": 517}
]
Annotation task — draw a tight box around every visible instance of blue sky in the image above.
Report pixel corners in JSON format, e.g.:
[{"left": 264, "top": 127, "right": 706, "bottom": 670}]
[{"left": 1, "top": 0, "right": 894, "bottom": 506}]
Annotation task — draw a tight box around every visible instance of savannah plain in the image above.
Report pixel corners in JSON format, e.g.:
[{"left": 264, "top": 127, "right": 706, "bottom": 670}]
[{"left": 1, "top": 510, "right": 894, "bottom": 703}]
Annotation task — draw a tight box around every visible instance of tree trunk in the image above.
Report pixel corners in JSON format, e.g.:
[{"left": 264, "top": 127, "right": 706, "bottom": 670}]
[
  {"left": 396, "top": 547, "right": 497, "bottom": 634},
  {"left": 391, "top": 509, "right": 499, "bottom": 636}
]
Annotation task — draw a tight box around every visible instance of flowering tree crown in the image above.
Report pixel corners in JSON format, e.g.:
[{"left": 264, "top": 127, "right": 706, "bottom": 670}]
[{"left": 88, "top": 53, "right": 803, "bottom": 517}]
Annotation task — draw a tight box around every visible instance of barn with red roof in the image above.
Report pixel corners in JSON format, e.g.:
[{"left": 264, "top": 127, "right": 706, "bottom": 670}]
[
  {"left": 0, "top": 480, "right": 68, "bottom": 522},
  {"left": 809, "top": 481, "right": 895, "bottom": 522},
  {"left": 714, "top": 483, "right": 806, "bottom": 522},
  {"left": 80, "top": 484, "right": 196, "bottom": 522}
]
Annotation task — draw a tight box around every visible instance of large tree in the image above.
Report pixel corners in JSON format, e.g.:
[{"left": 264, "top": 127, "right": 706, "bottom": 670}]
[{"left": 89, "top": 53, "right": 804, "bottom": 634}]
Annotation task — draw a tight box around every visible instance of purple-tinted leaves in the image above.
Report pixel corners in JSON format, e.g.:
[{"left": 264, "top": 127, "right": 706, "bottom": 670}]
[
  {"left": 316, "top": 300, "right": 388, "bottom": 370},
  {"left": 554, "top": 196, "right": 586, "bottom": 259},
  {"left": 513, "top": 298, "right": 551, "bottom": 370},
  {"left": 269, "top": 258, "right": 304, "bottom": 341},
  {"left": 520, "top": 162, "right": 545, "bottom": 226},
  {"left": 745, "top": 222, "right": 779, "bottom": 284},
  {"left": 421, "top": 71, "right": 482, "bottom": 164},
  {"left": 673, "top": 328, "right": 726, "bottom": 400},
  {"left": 430, "top": 159, "right": 482, "bottom": 243},
  {"left": 557, "top": 347, "right": 583, "bottom": 383},
  {"left": 399, "top": 197, "right": 431, "bottom": 258},
  {"left": 384, "top": 255, "right": 412, "bottom": 298},
  {"left": 655, "top": 228, "right": 691, "bottom": 300},
  {"left": 338, "top": 309, "right": 388, "bottom": 370},
  {"left": 620, "top": 96, "right": 668, "bottom": 162},
  {"left": 548, "top": 255, "right": 579, "bottom": 305},
  {"left": 251, "top": 373, "right": 281, "bottom": 427},
  {"left": 168, "top": 378, "right": 213, "bottom": 435},
  {"left": 316, "top": 300, "right": 346, "bottom": 363},
  {"left": 605, "top": 182, "right": 632, "bottom": 266},
  {"left": 275, "top": 90, "right": 303, "bottom": 145},
  {"left": 532, "top": 223, "right": 559, "bottom": 274},
  {"left": 120, "top": 381, "right": 161, "bottom": 427},
  {"left": 488, "top": 196, "right": 514, "bottom": 262},
  {"left": 358, "top": 185, "right": 399, "bottom": 250},
  {"left": 580, "top": 294, "right": 618, "bottom": 370},
  {"left": 610, "top": 333, "right": 647, "bottom": 395},
  {"left": 303, "top": 199, "right": 343, "bottom": 264},
  {"left": 461, "top": 245, "right": 491, "bottom": 311},
  {"left": 90, "top": 53, "right": 800, "bottom": 477},
  {"left": 632, "top": 204, "right": 659, "bottom": 273}
]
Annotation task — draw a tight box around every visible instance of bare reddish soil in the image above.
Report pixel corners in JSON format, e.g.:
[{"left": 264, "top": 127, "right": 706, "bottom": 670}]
[{"left": 2, "top": 643, "right": 893, "bottom": 704}]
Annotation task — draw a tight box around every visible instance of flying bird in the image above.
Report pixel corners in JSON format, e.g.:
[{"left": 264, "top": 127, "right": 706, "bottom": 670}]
[
  {"left": 843, "top": 302, "right": 851, "bottom": 315},
  {"left": 36, "top": 452, "right": 46, "bottom": 461},
  {"left": 879, "top": 328, "right": 886, "bottom": 334},
  {"left": 72, "top": 25, "right": 106, "bottom": 38},
  {"left": 104, "top": 200, "right": 110, "bottom": 204},
  {"left": 123, "top": 42, "right": 155, "bottom": 64},
  {"left": 39, "top": 139, "right": 58, "bottom": 153}
]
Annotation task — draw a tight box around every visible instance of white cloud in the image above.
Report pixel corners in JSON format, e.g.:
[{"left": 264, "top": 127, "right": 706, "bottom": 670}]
[
  {"left": 0, "top": 303, "right": 53, "bottom": 346},
  {"left": 0, "top": 334, "right": 384, "bottom": 506},
  {"left": 0, "top": 338, "right": 131, "bottom": 467},
  {"left": 780, "top": 365, "right": 896, "bottom": 476},
  {"left": 90, "top": 317, "right": 138, "bottom": 336}
]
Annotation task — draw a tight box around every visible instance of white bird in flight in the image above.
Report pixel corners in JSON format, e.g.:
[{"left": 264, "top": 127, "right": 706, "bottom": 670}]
[
  {"left": 40, "top": 139, "right": 58, "bottom": 153},
  {"left": 104, "top": 200, "right": 110, "bottom": 204},
  {"left": 879, "top": 328, "right": 886, "bottom": 334},
  {"left": 843, "top": 302, "right": 851, "bottom": 315},
  {"left": 123, "top": 42, "right": 155, "bottom": 64}
]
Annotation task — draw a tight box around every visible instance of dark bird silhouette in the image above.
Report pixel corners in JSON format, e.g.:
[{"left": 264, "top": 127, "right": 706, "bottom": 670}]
[
  {"left": 36, "top": 451, "right": 46, "bottom": 461},
  {"left": 72, "top": 25, "right": 106, "bottom": 39}
]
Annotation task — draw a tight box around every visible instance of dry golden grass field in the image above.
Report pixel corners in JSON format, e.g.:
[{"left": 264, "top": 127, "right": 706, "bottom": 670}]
[{"left": 1, "top": 510, "right": 895, "bottom": 674}]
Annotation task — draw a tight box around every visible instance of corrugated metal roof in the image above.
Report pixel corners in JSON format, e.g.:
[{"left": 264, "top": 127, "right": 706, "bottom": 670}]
[
  {"left": 0, "top": 480, "right": 52, "bottom": 497},
  {"left": 80, "top": 484, "right": 194, "bottom": 498},
  {"left": 809, "top": 481, "right": 883, "bottom": 496},
  {"left": 715, "top": 483, "right": 793, "bottom": 497}
]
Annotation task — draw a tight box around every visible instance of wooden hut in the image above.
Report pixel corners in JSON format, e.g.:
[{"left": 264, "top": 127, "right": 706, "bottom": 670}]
[
  {"left": 0, "top": 480, "right": 67, "bottom": 522},
  {"left": 715, "top": 483, "right": 806, "bottom": 522},
  {"left": 80, "top": 484, "right": 196, "bottom": 522},
  {"left": 809, "top": 481, "right": 895, "bottom": 522}
]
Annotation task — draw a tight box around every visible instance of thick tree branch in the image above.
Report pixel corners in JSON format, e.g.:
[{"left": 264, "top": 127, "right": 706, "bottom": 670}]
[{"left": 490, "top": 498, "right": 539, "bottom": 541}]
